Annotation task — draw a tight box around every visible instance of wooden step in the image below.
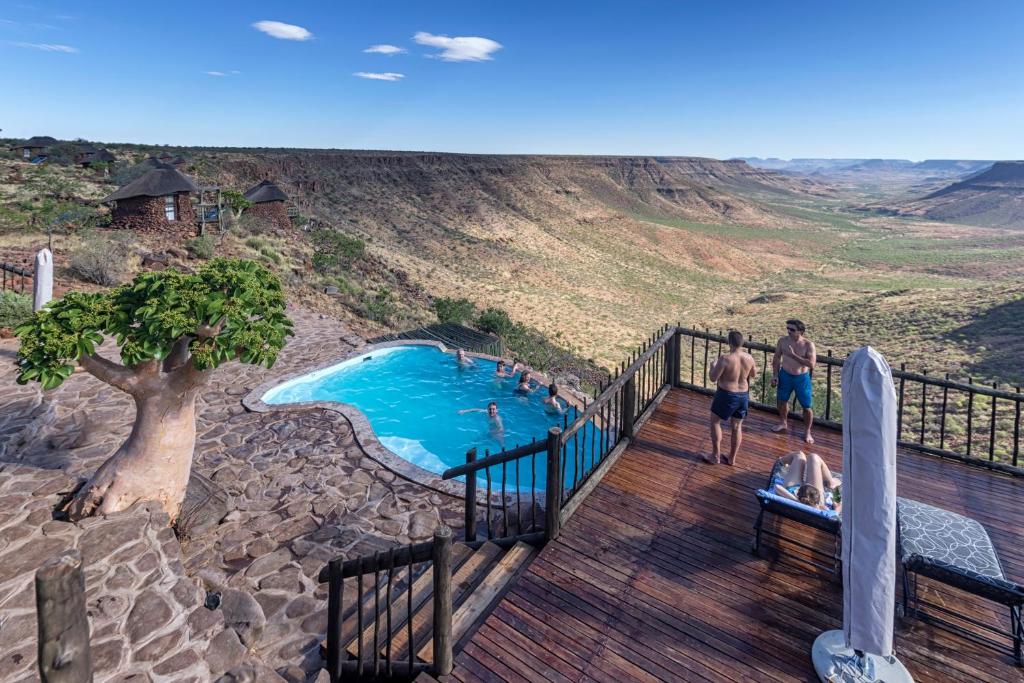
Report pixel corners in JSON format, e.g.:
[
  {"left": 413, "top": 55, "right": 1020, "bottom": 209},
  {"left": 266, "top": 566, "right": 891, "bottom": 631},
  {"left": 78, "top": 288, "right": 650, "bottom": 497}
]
[
  {"left": 344, "top": 542, "right": 474, "bottom": 658},
  {"left": 417, "top": 541, "right": 537, "bottom": 662},
  {"left": 385, "top": 541, "right": 504, "bottom": 663}
]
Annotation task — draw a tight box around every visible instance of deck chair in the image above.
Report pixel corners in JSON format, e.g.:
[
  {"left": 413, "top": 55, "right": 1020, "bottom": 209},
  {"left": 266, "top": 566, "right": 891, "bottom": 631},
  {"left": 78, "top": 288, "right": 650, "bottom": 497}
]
[
  {"left": 898, "top": 498, "right": 1024, "bottom": 665},
  {"left": 752, "top": 459, "right": 842, "bottom": 575}
]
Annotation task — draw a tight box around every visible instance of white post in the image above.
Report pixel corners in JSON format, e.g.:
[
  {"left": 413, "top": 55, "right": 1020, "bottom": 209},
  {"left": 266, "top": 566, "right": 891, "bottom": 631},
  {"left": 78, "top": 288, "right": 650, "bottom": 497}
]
[{"left": 33, "top": 248, "right": 53, "bottom": 312}]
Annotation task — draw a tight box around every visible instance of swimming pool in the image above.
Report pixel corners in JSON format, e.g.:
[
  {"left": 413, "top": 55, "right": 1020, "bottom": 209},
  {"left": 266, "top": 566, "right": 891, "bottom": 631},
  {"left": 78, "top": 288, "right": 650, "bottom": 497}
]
[{"left": 262, "top": 344, "right": 604, "bottom": 489}]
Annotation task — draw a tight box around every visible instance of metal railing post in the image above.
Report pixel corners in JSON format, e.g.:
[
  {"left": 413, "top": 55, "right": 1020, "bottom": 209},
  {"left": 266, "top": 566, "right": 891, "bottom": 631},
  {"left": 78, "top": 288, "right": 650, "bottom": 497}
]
[
  {"left": 431, "top": 526, "right": 453, "bottom": 676},
  {"left": 464, "top": 448, "right": 477, "bottom": 542},
  {"left": 545, "top": 427, "right": 562, "bottom": 541},
  {"left": 622, "top": 375, "right": 637, "bottom": 439}
]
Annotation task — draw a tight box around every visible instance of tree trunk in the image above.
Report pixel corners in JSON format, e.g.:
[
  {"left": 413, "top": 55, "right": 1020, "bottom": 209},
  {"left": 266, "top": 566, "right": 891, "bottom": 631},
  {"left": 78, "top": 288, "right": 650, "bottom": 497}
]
[{"left": 67, "top": 391, "right": 198, "bottom": 522}]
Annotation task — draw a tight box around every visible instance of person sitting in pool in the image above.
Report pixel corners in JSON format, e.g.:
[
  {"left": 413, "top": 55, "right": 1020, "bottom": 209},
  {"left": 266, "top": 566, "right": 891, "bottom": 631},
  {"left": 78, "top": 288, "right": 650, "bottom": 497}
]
[
  {"left": 458, "top": 401, "right": 505, "bottom": 446},
  {"left": 494, "top": 360, "right": 520, "bottom": 379},
  {"left": 515, "top": 370, "right": 539, "bottom": 394},
  {"left": 773, "top": 450, "right": 841, "bottom": 514},
  {"left": 543, "top": 383, "right": 567, "bottom": 414},
  {"left": 455, "top": 348, "right": 475, "bottom": 367}
]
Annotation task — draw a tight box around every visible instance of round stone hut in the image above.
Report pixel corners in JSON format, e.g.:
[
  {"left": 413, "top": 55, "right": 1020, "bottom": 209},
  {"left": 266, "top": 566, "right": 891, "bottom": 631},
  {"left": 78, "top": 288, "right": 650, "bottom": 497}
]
[
  {"left": 103, "top": 164, "right": 198, "bottom": 235},
  {"left": 243, "top": 179, "right": 290, "bottom": 230}
]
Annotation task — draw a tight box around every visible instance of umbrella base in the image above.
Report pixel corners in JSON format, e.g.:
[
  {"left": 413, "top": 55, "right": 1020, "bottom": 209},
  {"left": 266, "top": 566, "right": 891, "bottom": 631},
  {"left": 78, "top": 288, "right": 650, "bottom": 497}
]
[{"left": 812, "top": 630, "right": 914, "bottom": 683}]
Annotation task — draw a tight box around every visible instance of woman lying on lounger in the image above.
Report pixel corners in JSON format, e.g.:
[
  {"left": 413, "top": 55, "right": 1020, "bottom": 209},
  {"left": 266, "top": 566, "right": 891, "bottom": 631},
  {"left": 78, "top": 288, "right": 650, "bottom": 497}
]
[{"left": 773, "top": 451, "right": 841, "bottom": 514}]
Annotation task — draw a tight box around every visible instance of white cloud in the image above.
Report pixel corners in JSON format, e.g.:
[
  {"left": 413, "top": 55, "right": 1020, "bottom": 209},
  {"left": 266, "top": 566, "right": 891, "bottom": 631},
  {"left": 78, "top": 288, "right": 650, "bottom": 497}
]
[
  {"left": 205, "top": 71, "right": 227, "bottom": 77},
  {"left": 353, "top": 72, "right": 405, "bottom": 82},
  {"left": 364, "top": 44, "right": 406, "bottom": 55},
  {"left": 252, "top": 20, "right": 312, "bottom": 41},
  {"left": 413, "top": 32, "right": 501, "bottom": 62},
  {"left": 9, "top": 41, "right": 77, "bottom": 52}
]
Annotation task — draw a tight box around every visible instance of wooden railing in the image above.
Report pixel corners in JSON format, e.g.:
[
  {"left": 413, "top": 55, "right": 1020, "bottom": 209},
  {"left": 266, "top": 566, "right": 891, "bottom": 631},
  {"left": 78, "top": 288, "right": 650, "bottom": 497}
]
[
  {"left": 676, "top": 327, "right": 1024, "bottom": 476},
  {"left": 318, "top": 527, "right": 454, "bottom": 681},
  {"left": 1, "top": 262, "right": 32, "bottom": 294},
  {"left": 441, "top": 324, "right": 681, "bottom": 541}
]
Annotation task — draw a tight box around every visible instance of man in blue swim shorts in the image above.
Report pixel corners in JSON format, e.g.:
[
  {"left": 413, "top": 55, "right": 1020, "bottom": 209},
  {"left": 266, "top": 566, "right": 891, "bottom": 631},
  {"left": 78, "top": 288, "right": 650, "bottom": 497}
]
[
  {"left": 705, "top": 330, "right": 757, "bottom": 465},
  {"left": 772, "top": 319, "right": 817, "bottom": 444}
]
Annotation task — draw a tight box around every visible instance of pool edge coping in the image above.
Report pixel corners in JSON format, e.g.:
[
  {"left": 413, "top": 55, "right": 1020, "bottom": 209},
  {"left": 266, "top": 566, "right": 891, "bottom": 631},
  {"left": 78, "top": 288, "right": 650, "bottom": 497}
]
[{"left": 243, "top": 339, "right": 558, "bottom": 502}]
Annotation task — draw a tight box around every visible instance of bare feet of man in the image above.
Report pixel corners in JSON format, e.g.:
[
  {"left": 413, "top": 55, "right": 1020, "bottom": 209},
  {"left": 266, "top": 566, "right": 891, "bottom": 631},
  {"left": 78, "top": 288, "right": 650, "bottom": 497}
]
[
  {"left": 702, "top": 453, "right": 719, "bottom": 464},
  {"left": 804, "top": 432, "right": 815, "bottom": 444},
  {"left": 772, "top": 424, "right": 788, "bottom": 434}
]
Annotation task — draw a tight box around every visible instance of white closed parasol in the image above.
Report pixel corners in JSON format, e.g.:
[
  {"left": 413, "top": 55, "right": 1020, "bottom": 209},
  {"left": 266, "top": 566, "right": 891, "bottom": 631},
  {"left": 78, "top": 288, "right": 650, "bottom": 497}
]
[{"left": 812, "top": 346, "right": 913, "bottom": 682}]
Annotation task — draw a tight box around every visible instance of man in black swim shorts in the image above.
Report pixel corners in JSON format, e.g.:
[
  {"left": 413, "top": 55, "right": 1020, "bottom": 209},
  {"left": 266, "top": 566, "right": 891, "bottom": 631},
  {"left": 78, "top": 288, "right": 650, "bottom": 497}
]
[{"left": 706, "top": 330, "right": 758, "bottom": 465}]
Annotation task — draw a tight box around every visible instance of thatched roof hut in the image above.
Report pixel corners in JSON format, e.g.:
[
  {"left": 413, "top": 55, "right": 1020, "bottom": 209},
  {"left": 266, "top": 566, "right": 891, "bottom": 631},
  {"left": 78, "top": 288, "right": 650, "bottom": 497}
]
[
  {"left": 243, "top": 179, "right": 290, "bottom": 230},
  {"left": 243, "top": 179, "right": 288, "bottom": 204},
  {"left": 11, "top": 136, "right": 57, "bottom": 160},
  {"left": 103, "top": 165, "right": 198, "bottom": 235}
]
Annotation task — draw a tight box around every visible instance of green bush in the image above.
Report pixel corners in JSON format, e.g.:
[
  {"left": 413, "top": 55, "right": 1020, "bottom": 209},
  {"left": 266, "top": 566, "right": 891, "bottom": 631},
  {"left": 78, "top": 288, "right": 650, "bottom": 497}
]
[
  {"left": 186, "top": 235, "right": 216, "bottom": 259},
  {"left": 259, "top": 246, "right": 283, "bottom": 265},
  {"left": 0, "top": 292, "right": 32, "bottom": 328},
  {"left": 475, "top": 307, "right": 515, "bottom": 336},
  {"left": 244, "top": 236, "right": 269, "bottom": 250},
  {"left": 311, "top": 228, "right": 365, "bottom": 273},
  {"left": 362, "top": 288, "right": 397, "bottom": 324},
  {"left": 434, "top": 297, "right": 477, "bottom": 324}
]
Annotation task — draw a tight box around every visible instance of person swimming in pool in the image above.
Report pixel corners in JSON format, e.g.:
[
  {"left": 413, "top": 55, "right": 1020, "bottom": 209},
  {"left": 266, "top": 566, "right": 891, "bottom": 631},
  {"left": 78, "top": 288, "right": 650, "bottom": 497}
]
[
  {"left": 458, "top": 401, "right": 505, "bottom": 447},
  {"left": 494, "top": 359, "right": 519, "bottom": 379},
  {"left": 773, "top": 451, "right": 841, "bottom": 514},
  {"left": 454, "top": 348, "right": 475, "bottom": 367},
  {"left": 515, "top": 370, "right": 538, "bottom": 394},
  {"left": 543, "top": 383, "right": 567, "bottom": 414}
]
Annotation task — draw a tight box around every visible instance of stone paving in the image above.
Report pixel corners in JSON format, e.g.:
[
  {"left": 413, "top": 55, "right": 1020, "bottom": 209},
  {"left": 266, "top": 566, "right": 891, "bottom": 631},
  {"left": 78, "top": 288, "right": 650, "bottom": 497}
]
[{"left": 0, "top": 307, "right": 466, "bottom": 682}]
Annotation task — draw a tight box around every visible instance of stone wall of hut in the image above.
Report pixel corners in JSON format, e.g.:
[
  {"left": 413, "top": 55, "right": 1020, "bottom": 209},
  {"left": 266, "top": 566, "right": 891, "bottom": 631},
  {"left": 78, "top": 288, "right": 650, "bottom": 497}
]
[
  {"left": 247, "top": 201, "right": 291, "bottom": 231},
  {"left": 110, "top": 193, "right": 197, "bottom": 237}
]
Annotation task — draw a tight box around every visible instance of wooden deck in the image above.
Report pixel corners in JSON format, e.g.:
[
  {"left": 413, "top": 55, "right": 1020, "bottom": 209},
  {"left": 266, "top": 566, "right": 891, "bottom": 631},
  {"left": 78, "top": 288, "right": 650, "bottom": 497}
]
[{"left": 443, "top": 388, "right": 1024, "bottom": 682}]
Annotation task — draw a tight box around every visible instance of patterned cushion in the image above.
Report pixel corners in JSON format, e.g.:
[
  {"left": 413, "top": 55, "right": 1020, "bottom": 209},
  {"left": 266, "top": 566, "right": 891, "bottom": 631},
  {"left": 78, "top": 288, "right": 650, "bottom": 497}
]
[{"left": 897, "top": 498, "right": 1003, "bottom": 580}]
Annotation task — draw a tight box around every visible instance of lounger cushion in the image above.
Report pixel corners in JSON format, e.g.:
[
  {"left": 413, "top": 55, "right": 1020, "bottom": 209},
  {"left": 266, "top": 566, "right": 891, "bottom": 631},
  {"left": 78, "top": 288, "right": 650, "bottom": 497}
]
[
  {"left": 897, "top": 498, "right": 1024, "bottom": 604},
  {"left": 897, "top": 498, "right": 1003, "bottom": 580},
  {"left": 756, "top": 489, "right": 839, "bottom": 521}
]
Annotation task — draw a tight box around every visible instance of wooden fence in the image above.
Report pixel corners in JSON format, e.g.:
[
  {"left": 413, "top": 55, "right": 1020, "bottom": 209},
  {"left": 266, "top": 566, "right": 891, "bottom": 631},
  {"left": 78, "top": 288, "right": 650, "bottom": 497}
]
[
  {"left": 1, "top": 262, "right": 32, "bottom": 294},
  {"left": 677, "top": 327, "right": 1024, "bottom": 475}
]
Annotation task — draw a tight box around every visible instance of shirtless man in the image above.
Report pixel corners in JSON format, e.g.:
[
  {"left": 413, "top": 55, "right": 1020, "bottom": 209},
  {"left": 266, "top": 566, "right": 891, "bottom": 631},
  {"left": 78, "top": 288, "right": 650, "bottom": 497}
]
[
  {"left": 705, "top": 330, "right": 757, "bottom": 465},
  {"left": 771, "top": 319, "right": 817, "bottom": 444},
  {"left": 494, "top": 360, "right": 519, "bottom": 379},
  {"left": 543, "top": 383, "right": 567, "bottom": 414},
  {"left": 455, "top": 348, "right": 475, "bottom": 367},
  {"left": 458, "top": 401, "right": 505, "bottom": 447}
]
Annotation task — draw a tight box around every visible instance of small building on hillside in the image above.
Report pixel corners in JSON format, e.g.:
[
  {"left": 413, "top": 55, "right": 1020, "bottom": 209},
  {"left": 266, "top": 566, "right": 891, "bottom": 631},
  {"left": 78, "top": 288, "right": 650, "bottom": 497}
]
[
  {"left": 76, "top": 146, "right": 116, "bottom": 168},
  {"left": 243, "top": 179, "right": 291, "bottom": 230},
  {"left": 10, "top": 136, "right": 58, "bottom": 161},
  {"left": 102, "top": 164, "right": 198, "bottom": 235}
]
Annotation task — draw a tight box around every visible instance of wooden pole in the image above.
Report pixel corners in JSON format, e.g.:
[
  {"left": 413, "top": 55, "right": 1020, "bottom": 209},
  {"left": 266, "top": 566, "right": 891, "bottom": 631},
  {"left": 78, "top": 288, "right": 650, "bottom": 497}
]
[
  {"left": 36, "top": 550, "right": 92, "bottom": 683},
  {"left": 622, "top": 376, "right": 637, "bottom": 439},
  {"left": 464, "top": 448, "right": 477, "bottom": 542},
  {"left": 545, "top": 427, "right": 563, "bottom": 541},
  {"left": 431, "top": 526, "right": 453, "bottom": 676}
]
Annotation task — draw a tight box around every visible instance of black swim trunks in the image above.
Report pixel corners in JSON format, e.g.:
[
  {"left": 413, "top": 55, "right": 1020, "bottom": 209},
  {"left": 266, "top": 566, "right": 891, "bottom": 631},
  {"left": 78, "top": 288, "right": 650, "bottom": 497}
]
[{"left": 711, "top": 388, "right": 749, "bottom": 420}]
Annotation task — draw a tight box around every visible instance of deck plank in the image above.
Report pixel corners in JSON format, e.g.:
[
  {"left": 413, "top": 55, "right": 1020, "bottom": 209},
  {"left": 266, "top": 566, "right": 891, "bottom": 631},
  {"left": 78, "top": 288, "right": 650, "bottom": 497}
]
[{"left": 450, "top": 388, "right": 1024, "bottom": 682}]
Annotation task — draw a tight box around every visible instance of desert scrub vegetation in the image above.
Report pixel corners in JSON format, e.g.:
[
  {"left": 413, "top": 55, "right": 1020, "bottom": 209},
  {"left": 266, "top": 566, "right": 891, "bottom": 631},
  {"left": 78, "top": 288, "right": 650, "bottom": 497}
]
[
  {"left": 433, "top": 297, "right": 476, "bottom": 324},
  {"left": 70, "top": 231, "right": 136, "bottom": 285},
  {"left": 0, "top": 291, "right": 33, "bottom": 328},
  {"left": 186, "top": 235, "right": 217, "bottom": 259},
  {"left": 311, "top": 227, "right": 365, "bottom": 273}
]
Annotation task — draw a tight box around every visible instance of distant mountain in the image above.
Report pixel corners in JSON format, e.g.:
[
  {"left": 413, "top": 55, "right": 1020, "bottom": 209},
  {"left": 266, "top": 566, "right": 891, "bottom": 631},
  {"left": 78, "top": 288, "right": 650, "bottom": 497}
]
[
  {"left": 840, "top": 159, "right": 915, "bottom": 172},
  {"left": 912, "top": 159, "right": 994, "bottom": 174},
  {"left": 741, "top": 157, "right": 994, "bottom": 178},
  {"left": 738, "top": 158, "right": 863, "bottom": 174},
  {"left": 872, "top": 161, "right": 1024, "bottom": 228}
]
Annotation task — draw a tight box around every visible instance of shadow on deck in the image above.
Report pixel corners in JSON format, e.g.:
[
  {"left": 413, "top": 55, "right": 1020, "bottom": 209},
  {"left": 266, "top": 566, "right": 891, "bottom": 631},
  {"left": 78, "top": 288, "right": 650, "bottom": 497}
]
[{"left": 441, "top": 388, "right": 1024, "bottom": 682}]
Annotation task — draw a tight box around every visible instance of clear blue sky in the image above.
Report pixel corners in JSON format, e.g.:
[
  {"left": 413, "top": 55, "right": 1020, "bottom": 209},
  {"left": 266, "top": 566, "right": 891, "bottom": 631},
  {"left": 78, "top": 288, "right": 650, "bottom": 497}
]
[{"left": 3, "top": 1, "right": 1022, "bottom": 158}]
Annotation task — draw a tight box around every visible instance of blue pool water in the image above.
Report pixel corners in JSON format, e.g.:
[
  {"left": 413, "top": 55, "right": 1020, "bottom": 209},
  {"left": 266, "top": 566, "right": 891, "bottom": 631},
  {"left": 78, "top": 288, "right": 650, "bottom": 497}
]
[{"left": 262, "top": 345, "right": 606, "bottom": 489}]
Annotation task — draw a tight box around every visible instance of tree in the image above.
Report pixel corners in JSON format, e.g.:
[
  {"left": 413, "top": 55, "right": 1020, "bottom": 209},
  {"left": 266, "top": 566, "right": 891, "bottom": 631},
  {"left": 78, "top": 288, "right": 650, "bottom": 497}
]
[
  {"left": 221, "top": 189, "right": 252, "bottom": 220},
  {"left": 14, "top": 258, "right": 293, "bottom": 522}
]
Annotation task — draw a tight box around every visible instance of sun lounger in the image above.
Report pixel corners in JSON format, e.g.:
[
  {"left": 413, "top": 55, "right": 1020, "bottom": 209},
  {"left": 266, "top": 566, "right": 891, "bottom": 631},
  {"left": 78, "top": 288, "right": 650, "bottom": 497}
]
[
  {"left": 897, "top": 498, "right": 1024, "bottom": 665},
  {"left": 752, "top": 459, "right": 842, "bottom": 575}
]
